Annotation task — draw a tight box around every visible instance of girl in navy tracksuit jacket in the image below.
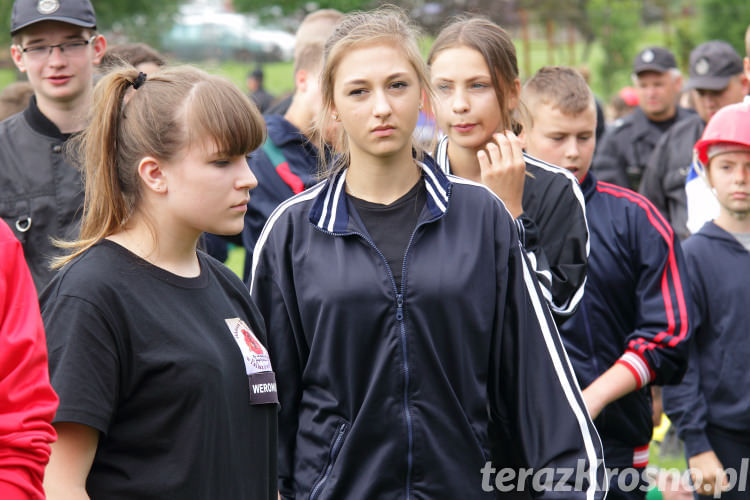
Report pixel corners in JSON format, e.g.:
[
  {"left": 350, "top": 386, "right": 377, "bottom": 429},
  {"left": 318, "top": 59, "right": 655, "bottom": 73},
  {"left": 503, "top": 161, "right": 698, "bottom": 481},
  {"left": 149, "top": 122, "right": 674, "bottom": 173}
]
[
  {"left": 250, "top": 9, "right": 605, "bottom": 500},
  {"left": 663, "top": 101, "right": 750, "bottom": 499},
  {"left": 428, "top": 18, "right": 589, "bottom": 323}
]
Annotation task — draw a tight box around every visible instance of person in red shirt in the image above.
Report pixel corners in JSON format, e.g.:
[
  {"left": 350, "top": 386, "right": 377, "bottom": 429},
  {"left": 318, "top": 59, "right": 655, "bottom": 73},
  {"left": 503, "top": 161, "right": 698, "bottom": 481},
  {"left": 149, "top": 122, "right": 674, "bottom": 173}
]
[{"left": 0, "top": 218, "right": 58, "bottom": 499}]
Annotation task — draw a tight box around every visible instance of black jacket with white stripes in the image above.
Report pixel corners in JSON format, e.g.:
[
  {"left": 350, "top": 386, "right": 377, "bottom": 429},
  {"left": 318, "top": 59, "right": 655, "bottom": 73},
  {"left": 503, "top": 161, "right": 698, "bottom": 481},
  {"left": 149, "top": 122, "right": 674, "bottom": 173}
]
[
  {"left": 250, "top": 155, "right": 605, "bottom": 499},
  {"left": 435, "top": 137, "right": 589, "bottom": 323}
]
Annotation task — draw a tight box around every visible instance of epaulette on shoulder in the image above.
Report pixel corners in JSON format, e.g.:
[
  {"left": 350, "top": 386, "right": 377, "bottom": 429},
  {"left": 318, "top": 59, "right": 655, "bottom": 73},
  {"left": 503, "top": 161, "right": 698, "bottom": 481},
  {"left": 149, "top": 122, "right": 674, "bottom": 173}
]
[{"left": 612, "top": 116, "right": 630, "bottom": 129}]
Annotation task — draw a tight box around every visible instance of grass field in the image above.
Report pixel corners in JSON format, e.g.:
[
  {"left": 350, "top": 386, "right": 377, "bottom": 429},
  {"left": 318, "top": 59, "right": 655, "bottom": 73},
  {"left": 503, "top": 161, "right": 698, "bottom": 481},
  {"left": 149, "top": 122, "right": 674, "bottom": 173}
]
[
  {"left": 224, "top": 244, "right": 246, "bottom": 279},
  {"left": 0, "top": 68, "right": 16, "bottom": 89},
  {"left": 194, "top": 59, "right": 295, "bottom": 96}
]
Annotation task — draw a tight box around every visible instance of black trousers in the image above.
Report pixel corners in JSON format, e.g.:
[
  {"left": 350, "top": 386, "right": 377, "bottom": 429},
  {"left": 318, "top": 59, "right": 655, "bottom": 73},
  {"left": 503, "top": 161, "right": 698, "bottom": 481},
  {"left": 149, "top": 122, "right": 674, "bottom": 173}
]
[{"left": 606, "top": 466, "right": 649, "bottom": 500}]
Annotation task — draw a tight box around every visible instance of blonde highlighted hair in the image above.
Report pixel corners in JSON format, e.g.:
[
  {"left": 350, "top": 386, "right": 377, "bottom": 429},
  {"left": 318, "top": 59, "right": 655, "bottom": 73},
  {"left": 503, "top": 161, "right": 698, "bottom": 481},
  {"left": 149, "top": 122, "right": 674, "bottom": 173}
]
[
  {"left": 54, "top": 65, "right": 265, "bottom": 268},
  {"left": 314, "top": 6, "right": 435, "bottom": 177}
]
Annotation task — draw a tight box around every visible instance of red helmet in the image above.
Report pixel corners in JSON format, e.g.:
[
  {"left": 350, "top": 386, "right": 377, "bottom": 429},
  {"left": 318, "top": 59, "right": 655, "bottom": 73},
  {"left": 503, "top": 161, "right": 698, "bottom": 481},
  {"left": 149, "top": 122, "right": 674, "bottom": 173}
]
[
  {"left": 618, "top": 86, "right": 639, "bottom": 107},
  {"left": 694, "top": 100, "right": 750, "bottom": 165}
]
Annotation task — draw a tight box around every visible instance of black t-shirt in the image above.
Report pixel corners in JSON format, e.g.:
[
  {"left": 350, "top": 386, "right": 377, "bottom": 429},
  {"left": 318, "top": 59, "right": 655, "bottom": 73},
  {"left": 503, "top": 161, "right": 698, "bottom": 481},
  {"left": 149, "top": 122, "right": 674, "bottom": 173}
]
[
  {"left": 651, "top": 113, "right": 678, "bottom": 133},
  {"left": 41, "top": 240, "right": 277, "bottom": 500},
  {"left": 349, "top": 178, "right": 426, "bottom": 289}
]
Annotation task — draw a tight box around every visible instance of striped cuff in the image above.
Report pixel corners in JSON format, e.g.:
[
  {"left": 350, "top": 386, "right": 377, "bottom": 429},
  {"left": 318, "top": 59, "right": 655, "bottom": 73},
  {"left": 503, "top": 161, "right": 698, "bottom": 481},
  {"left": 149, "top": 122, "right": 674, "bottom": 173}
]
[
  {"left": 616, "top": 351, "right": 654, "bottom": 389},
  {"left": 633, "top": 445, "right": 649, "bottom": 468}
]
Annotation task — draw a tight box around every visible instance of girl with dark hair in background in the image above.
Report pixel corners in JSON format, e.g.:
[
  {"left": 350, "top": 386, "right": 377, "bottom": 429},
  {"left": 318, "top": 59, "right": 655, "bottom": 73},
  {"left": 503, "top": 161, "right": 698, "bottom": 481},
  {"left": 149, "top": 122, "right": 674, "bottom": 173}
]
[{"left": 428, "top": 17, "right": 589, "bottom": 323}]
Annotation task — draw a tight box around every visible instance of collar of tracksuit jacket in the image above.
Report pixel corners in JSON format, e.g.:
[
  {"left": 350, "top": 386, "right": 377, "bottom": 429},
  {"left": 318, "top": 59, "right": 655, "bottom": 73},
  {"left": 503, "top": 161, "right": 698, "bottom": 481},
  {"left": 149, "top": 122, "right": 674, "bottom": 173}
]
[{"left": 308, "top": 153, "right": 451, "bottom": 234}]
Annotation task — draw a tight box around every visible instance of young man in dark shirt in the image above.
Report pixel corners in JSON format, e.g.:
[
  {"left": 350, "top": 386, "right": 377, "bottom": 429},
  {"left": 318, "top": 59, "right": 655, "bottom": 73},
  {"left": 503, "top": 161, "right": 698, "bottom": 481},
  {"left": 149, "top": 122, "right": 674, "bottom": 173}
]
[{"left": 1, "top": 0, "right": 106, "bottom": 293}]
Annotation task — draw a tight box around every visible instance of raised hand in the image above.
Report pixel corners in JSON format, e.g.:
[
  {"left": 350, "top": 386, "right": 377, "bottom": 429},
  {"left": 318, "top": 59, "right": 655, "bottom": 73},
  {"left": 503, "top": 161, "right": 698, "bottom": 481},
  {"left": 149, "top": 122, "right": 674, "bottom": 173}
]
[{"left": 477, "top": 130, "right": 526, "bottom": 218}]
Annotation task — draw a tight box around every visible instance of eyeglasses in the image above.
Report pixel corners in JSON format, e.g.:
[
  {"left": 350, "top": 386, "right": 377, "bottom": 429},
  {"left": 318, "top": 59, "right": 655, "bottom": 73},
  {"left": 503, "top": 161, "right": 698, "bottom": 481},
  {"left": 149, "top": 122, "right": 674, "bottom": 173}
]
[{"left": 19, "top": 35, "right": 97, "bottom": 61}]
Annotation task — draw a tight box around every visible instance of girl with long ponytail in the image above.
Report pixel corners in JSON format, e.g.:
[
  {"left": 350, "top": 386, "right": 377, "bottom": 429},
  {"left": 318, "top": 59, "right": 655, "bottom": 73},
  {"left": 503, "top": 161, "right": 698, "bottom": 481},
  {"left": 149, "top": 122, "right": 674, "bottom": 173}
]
[{"left": 41, "top": 66, "right": 278, "bottom": 500}]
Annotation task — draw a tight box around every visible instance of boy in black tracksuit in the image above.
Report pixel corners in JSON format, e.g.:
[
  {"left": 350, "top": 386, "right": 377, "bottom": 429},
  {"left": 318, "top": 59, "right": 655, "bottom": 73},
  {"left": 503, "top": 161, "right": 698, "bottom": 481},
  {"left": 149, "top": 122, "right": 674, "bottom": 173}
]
[{"left": 521, "top": 67, "right": 692, "bottom": 499}]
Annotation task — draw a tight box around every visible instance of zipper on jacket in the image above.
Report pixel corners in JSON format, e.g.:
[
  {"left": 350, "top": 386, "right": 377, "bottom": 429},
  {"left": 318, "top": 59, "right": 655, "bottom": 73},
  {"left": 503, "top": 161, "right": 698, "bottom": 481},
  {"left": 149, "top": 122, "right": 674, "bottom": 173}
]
[
  {"left": 580, "top": 301, "right": 601, "bottom": 374},
  {"left": 396, "top": 291, "right": 412, "bottom": 499},
  {"left": 395, "top": 217, "right": 438, "bottom": 499},
  {"left": 315, "top": 214, "right": 441, "bottom": 500},
  {"left": 309, "top": 422, "right": 349, "bottom": 500}
]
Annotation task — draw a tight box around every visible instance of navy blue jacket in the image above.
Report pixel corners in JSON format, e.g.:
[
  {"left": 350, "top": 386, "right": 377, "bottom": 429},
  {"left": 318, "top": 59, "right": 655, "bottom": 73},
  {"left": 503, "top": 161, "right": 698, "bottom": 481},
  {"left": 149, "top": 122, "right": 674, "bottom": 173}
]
[
  {"left": 203, "top": 115, "right": 320, "bottom": 277},
  {"left": 560, "top": 172, "right": 692, "bottom": 467},
  {"left": 435, "top": 137, "right": 589, "bottom": 322},
  {"left": 663, "top": 222, "right": 750, "bottom": 459},
  {"left": 250, "top": 157, "right": 605, "bottom": 499},
  {"left": 244, "top": 114, "right": 320, "bottom": 265}
]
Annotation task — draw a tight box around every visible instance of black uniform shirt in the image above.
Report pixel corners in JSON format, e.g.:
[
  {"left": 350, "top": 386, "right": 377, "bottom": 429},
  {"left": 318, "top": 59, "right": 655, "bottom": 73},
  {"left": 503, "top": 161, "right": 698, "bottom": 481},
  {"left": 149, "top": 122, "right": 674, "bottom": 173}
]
[
  {"left": 0, "top": 96, "right": 82, "bottom": 293},
  {"left": 593, "top": 106, "right": 695, "bottom": 190}
]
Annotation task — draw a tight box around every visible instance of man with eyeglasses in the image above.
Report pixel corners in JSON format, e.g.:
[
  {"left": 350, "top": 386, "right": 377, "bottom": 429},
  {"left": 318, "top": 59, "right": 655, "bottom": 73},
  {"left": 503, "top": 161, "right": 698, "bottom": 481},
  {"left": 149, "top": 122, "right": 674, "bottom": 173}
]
[{"left": 0, "top": 0, "right": 106, "bottom": 294}]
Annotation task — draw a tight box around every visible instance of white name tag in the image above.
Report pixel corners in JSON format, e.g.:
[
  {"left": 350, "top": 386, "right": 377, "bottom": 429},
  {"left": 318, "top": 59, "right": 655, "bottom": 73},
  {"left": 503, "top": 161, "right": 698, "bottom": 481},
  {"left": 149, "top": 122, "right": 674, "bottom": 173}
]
[
  {"left": 224, "top": 318, "right": 273, "bottom": 375},
  {"left": 225, "top": 318, "right": 279, "bottom": 405}
]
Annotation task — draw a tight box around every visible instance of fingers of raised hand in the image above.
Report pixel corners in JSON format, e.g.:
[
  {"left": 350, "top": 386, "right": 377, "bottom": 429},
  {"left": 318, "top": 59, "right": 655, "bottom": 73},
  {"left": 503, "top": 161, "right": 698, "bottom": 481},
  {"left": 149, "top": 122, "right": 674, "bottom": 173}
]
[
  {"left": 478, "top": 132, "right": 523, "bottom": 174},
  {"left": 502, "top": 130, "right": 525, "bottom": 167},
  {"left": 477, "top": 149, "right": 490, "bottom": 173},
  {"left": 493, "top": 132, "right": 512, "bottom": 166},
  {"left": 488, "top": 131, "right": 524, "bottom": 173}
]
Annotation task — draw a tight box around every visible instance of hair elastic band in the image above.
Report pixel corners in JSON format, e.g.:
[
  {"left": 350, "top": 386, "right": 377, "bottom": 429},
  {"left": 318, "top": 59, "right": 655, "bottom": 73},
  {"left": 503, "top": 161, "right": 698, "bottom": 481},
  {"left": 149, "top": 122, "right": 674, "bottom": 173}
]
[{"left": 132, "top": 72, "right": 147, "bottom": 90}]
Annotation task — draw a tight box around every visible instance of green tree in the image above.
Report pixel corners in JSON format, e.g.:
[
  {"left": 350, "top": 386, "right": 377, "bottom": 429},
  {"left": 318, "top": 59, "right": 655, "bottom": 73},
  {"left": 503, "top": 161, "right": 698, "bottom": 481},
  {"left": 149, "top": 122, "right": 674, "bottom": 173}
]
[
  {"left": 0, "top": 0, "right": 181, "bottom": 47},
  {"left": 94, "top": 0, "right": 182, "bottom": 48},
  {"left": 233, "top": 0, "right": 373, "bottom": 16},
  {"left": 519, "top": 0, "right": 595, "bottom": 69},
  {"left": 697, "top": 0, "right": 750, "bottom": 56},
  {"left": 587, "top": 0, "right": 643, "bottom": 96}
]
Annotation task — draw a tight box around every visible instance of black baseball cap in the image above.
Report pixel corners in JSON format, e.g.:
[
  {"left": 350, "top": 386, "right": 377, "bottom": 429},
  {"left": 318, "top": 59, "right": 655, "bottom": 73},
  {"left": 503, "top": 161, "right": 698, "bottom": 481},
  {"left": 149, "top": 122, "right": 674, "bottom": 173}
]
[
  {"left": 11, "top": 0, "right": 97, "bottom": 36},
  {"left": 632, "top": 47, "right": 678, "bottom": 75},
  {"left": 686, "top": 40, "right": 743, "bottom": 91}
]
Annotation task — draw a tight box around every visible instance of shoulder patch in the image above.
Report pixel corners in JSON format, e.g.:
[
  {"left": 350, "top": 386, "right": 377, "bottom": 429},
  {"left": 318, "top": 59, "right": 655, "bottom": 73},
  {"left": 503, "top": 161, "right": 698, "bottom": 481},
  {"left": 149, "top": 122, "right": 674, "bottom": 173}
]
[{"left": 612, "top": 117, "right": 627, "bottom": 129}]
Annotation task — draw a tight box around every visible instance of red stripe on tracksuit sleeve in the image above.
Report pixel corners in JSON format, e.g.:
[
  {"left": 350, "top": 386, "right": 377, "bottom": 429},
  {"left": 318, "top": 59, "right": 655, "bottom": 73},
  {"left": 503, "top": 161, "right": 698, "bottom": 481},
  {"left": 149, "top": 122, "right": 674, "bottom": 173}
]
[
  {"left": 597, "top": 183, "right": 689, "bottom": 352},
  {"left": 276, "top": 162, "right": 305, "bottom": 195}
]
